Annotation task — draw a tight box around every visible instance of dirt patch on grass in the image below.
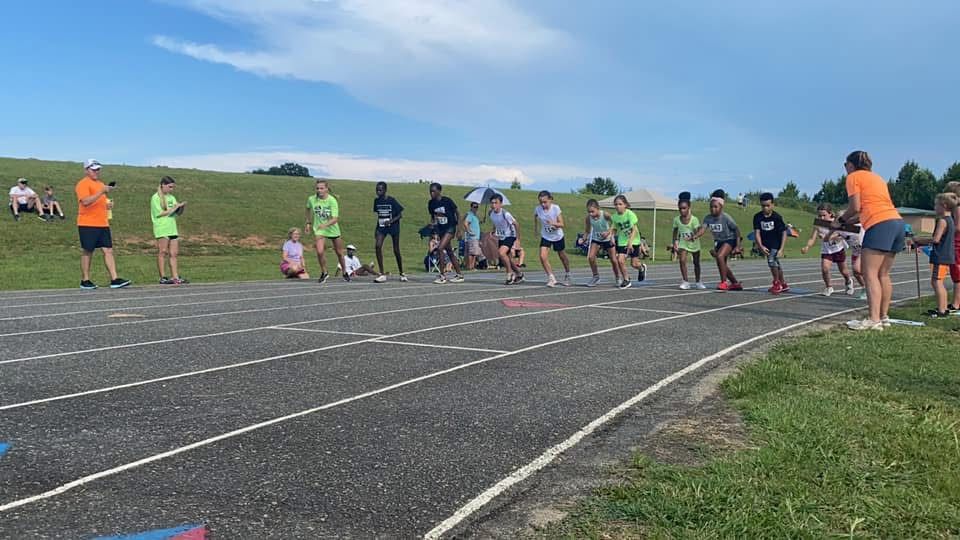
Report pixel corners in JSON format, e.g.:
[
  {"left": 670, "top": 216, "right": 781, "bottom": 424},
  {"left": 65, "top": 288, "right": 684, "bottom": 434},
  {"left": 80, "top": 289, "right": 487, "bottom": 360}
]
[{"left": 118, "top": 233, "right": 275, "bottom": 251}]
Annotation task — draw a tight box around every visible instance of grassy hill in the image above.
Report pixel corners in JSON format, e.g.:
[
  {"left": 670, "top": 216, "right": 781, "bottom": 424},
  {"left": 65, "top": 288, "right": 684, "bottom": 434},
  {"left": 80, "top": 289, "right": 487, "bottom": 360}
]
[{"left": 0, "top": 157, "right": 819, "bottom": 289}]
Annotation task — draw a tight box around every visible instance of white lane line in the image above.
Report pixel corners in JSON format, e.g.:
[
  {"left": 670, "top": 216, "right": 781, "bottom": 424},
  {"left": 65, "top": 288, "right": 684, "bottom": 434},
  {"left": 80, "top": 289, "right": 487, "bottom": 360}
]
[
  {"left": 592, "top": 305, "right": 690, "bottom": 315},
  {"left": 266, "top": 327, "right": 387, "bottom": 338},
  {"left": 0, "top": 284, "right": 495, "bottom": 338},
  {"left": 375, "top": 340, "right": 508, "bottom": 355},
  {"left": 0, "top": 290, "right": 710, "bottom": 410},
  {"left": 423, "top": 290, "right": 922, "bottom": 539},
  {"left": 0, "top": 283, "right": 675, "bottom": 362},
  {"left": 0, "top": 283, "right": 445, "bottom": 322},
  {"left": 2, "top": 282, "right": 336, "bottom": 310},
  {"left": 0, "top": 284, "right": 819, "bottom": 512}
]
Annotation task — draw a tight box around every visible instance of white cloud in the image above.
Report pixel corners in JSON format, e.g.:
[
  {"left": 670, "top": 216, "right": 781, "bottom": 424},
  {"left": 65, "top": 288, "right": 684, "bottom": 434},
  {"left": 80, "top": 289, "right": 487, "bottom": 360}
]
[
  {"left": 154, "top": 0, "right": 570, "bottom": 116},
  {"left": 150, "top": 150, "right": 538, "bottom": 186}
]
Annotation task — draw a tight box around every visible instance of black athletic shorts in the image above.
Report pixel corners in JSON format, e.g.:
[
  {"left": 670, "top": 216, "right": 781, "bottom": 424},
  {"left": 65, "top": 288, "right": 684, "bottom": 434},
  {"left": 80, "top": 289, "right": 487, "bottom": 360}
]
[
  {"left": 435, "top": 226, "right": 456, "bottom": 238},
  {"left": 375, "top": 223, "right": 400, "bottom": 237},
  {"left": 78, "top": 226, "right": 113, "bottom": 251},
  {"left": 615, "top": 244, "right": 642, "bottom": 257},
  {"left": 539, "top": 238, "right": 566, "bottom": 251},
  {"left": 498, "top": 236, "right": 517, "bottom": 249},
  {"left": 591, "top": 239, "right": 613, "bottom": 249}
]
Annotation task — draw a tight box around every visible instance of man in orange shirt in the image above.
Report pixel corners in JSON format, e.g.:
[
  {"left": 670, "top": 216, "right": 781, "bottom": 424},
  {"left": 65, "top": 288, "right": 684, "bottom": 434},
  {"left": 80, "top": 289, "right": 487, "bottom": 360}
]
[{"left": 76, "top": 159, "right": 130, "bottom": 290}]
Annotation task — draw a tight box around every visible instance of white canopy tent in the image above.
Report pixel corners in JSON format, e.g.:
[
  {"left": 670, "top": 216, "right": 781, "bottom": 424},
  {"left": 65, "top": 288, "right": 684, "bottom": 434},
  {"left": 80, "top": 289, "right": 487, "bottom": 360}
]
[{"left": 598, "top": 189, "right": 675, "bottom": 261}]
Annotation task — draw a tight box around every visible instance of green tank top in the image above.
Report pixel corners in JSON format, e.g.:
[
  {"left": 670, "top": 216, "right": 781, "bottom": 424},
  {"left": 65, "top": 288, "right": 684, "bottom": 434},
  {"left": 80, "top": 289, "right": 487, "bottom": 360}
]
[{"left": 589, "top": 213, "right": 611, "bottom": 241}]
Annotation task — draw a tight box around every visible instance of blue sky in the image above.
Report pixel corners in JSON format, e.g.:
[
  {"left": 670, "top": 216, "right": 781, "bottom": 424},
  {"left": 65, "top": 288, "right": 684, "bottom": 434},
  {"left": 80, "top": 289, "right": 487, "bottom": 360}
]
[{"left": 2, "top": 0, "right": 958, "bottom": 196}]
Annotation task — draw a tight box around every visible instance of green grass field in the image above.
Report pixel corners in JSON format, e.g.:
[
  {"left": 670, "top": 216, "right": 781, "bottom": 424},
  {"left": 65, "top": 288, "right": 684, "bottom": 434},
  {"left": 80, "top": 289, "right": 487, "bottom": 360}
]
[
  {"left": 538, "top": 301, "right": 960, "bottom": 538},
  {"left": 1, "top": 157, "right": 818, "bottom": 289}
]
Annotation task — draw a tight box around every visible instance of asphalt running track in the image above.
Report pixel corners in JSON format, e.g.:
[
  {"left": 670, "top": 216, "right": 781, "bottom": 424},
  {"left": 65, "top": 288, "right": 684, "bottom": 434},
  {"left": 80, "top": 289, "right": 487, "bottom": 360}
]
[{"left": 0, "top": 258, "right": 930, "bottom": 539}]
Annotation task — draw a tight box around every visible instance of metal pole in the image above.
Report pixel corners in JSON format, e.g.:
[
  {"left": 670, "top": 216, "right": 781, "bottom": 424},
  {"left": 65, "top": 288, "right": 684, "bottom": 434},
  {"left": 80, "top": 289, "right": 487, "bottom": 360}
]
[
  {"left": 652, "top": 207, "right": 657, "bottom": 261},
  {"left": 915, "top": 247, "right": 921, "bottom": 302}
]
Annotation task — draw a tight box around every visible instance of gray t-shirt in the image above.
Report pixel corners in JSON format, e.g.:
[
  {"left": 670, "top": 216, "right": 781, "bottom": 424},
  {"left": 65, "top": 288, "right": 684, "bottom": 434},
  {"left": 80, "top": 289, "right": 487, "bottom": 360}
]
[
  {"left": 702, "top": 212, "right": 739, "bottom": 242},
  {"left": 931, "top": 216, "right": 955, "bottom": 265}
]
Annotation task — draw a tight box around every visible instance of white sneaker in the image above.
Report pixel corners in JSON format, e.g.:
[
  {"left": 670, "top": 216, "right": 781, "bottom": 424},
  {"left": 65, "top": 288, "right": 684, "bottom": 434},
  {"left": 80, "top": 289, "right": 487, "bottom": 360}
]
[
  {"left": 619, "top": 279, "right": 632, "bottom": 289},
  {"left": 821, "top": 286, "right": 834, "bottom": 297},
  {"left": 399, "top": 273, "right": 409, "bottom": 282},
  {"left": 881, "top": 316, "right": 891, "bottom": 327},
  {"left": 846, "top": 318, "right": 883, "bottom": 331},
  {"left": 845, "top": 280, "right": 855, "bottom": 296},
  {"left": 545, "top": 275, "right": 557, "bottom": 288},
  {"left": 374, "top": 274, "right": 387, "bottom": 283},
  {"left": 695, "top": 282, "right": 707, "bottom": 289},
  {"left": 562, "top": 273, "right": 572, "bottom": 287},
  {"left": 586, "top": 275, "right": 600, "bottom": 287},
  {"left": 450, "top": 274, "right": 465, "bottom": 283},
  {"left": 433, "top": 275, "right": 448, "bottom": 284},
  {"left": 679, "top": 281, "right": 691, "bottom": 290}
]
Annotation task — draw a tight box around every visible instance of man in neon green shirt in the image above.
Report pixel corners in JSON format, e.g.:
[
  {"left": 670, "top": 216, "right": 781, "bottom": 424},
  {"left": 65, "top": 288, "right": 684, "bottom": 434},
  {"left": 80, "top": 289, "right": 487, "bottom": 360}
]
[{"left": 305, "top": 179, "right": 348, "bottom": 283}]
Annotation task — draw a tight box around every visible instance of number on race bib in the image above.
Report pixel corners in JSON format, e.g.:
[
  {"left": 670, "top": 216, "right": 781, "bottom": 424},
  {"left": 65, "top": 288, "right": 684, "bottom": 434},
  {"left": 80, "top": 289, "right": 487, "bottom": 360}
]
[{"left": 437, "top": 216, "right": 448, "bottom": 225}]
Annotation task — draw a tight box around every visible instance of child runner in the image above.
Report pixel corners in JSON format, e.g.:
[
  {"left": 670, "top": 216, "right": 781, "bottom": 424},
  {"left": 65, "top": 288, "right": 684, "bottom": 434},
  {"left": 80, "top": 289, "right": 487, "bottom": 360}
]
[
  {"left": 800, "top": 203, "right": 853, "bottom": 296},
  {"left": 694, "top": 191, "right": 743, "bottom": 290},
  {"left": 672, "top": 192, "right": 705, "bottom": 289},
  {"left": 926, "top": 193, "right": 957, "bottom": 317},
  {"left": 610, "top": 194, "right": 640, "bottom": 289},
  {"left": 281, "top": 227, "right": 310, "bottom": 279},
  {"left": 151, "top": 176, "right": 189, "bottom": 285},
  {"left": 944, "top": 181, "right": 960, "bottom": 311},
  {"left": 428, "top": 183, "right": 464, "bottom": 284},
  {"left": 305, "top": 179, "right": 348, "bottom": 283},
  {"left": 372, "top": 181, "right": 407, "bottom": 283},
  {"left": 583, "top": 199, "right": 619, "bottom": 287},
  {"left": 42, "top": 185, "right": 65, "bottom": 220},
  {"left": 753, "top": 192, "right": 789, "bottom": 294},
  {"left": 534, "top": 190, "right": 571, "bottom": 287},
  {"left": 840, "top": 223, "right": 866, "bottom": 300},
  {"left": 489, "top": 193, "right": 524, "bottom": 284}
]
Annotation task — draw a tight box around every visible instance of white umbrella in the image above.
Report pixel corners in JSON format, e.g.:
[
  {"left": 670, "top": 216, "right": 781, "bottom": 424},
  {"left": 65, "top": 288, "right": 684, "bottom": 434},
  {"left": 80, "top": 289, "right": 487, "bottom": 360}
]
[{"left": 464, "top": 187, "right": 510, "bottom": 206}]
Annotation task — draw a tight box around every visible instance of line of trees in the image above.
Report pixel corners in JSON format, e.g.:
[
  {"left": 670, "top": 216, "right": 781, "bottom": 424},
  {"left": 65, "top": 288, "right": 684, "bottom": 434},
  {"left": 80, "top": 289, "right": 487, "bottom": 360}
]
[
  {"left": 814, "top": 161, "right": 960, "bottom": 210},
  {"left": 251, "top": 162, "right": 311, "bottom": 177}
]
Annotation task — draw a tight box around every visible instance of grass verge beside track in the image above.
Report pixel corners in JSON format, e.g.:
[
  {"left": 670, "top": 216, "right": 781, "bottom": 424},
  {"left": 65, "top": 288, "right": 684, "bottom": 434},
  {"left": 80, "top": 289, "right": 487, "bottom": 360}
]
[{"left": 536, "top": 300, "right": 960, "bottom": 538}]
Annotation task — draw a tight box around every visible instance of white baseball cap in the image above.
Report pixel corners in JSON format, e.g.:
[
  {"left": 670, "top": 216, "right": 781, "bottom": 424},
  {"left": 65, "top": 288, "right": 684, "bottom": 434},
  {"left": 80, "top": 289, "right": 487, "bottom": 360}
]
[
  {"left": 84, "top": 159, "right": 102, "bottom": 170},
  {"left": 346, "top": 244, "right": 357, "bottom": 251}
]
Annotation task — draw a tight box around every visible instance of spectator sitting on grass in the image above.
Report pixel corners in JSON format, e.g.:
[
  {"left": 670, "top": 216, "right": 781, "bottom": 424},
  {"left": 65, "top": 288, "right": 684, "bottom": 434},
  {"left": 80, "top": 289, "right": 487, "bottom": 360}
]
[
  {"left": 336, "top": 244, "right": 376, "bottom": 278},
  {"left": 9, "top": 178, "right": 46, "bottom": 221},
  {"left": 41, "top": 185, "right": 65, "bottom": 220}
]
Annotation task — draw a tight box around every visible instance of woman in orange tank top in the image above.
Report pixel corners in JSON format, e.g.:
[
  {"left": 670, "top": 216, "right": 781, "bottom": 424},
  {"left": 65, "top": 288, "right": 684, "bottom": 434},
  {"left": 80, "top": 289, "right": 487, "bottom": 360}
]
[{"left": 836, "top": 150, "right": 905, "bottom": 331}]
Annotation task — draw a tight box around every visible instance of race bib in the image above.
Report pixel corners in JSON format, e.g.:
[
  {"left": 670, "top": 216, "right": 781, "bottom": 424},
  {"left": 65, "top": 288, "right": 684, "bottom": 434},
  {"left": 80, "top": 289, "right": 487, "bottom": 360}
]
[
  {"left": 437, "top": 216, "right": 448, "bottom": 225},
  {"left": 315, "top": 207, "right": 331, "bottom": 221},
  {"left": 378, "top": 218, "right": 390, "bottom": 227},
  {"left": 680, "top": 231, "right": 693, "bottom": 240},
  {"left": 710, "top": 223, "right": 723, "bottom": 233}
]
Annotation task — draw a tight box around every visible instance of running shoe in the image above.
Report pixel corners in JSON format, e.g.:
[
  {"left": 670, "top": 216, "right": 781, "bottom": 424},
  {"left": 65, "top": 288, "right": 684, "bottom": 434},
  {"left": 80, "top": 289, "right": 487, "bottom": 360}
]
[
  {"left": 587, "top": 275, "right": 601, "bottom": 288},
  {"left": 679, "top": 281, "right": 691, "bottom": 290},
  {"left": 399, "top": 273, "right": 409, "bottom": 282},
  {"left": 13, "top": 214, "right": 21, "bottom": 222},
  {"left": 80, "top": 280, "right": 97, "bottom": 290},
  {"left": 173, "top": 277, "right": 190, "bottom": 285},
  {"left": 948, "top": 304, "right": 959, "bottom": 312},
  {"left": 930, "top": 310, "right": 950, "bottom": 318},
  {"left": 637, "top": 263, "right": 647, "bottom": 282},
  {"left": 695, "top": 282, "right": 707, "bottom": 289},
  {"left": 857, "top": 291, "right": 867, "bottom": 300},
  {"left": 716, "top": 281, "right": 730, "bottom": 291},
  {"left": 780, "top": 283, "right": 790, "bottom": 293},
  {"left": 374, "top": 274, "right": 387, "bottom": 283},
  {"left": 821, "top": 286, "right": 834, "bottom": 297},
  {"left": 318, "top": 272, "right": 329, "bottom": 284},
  {"left": 619, "top": 279, "right": 632, "bottom": 289},
  {"left": 847, "top": 318, "right": 883, "bottom": 331},
  {"left": 343, "top": 274, "right": 352, "bottom": 282},
  {"left": 58, "top": 214, "right": 65, "bottom": 220},
  {"left": 546, "top": 275, "right": 557, "bottom": 288},
  {"left": 728, "top": 282, "right": 743, "bottom": 291},
  {"left": 110, "top": 278, "right": 131, "bottom": 289},
  {"left": 768, "top": 281, "right": 783, "bottom": 294},
  {"left": 37, "top": 215, "right": 47, "bottom": 221},
  {"left": 845, "top": 280, "right": 856, "bottom": 296},
  {"left": 433, "top": 275, "right": 448, "bottom": 284},
  {"left": 514, "top": 273, "right": 525, "bottom": 284},
  {"left": 450, "top": 274, "right": 465, "bottom": 283},
  {"left": 880, "top": 316, "right": 891, "bottom": 327},
  {"left": 561, "top": 273, "right": 572, "bottom": 287},
  {"left": 159, "top": 277, "right": 175, "bottom": 285},
  {"left": 504, "top": 274, "right": 515, "bottom": 285}
]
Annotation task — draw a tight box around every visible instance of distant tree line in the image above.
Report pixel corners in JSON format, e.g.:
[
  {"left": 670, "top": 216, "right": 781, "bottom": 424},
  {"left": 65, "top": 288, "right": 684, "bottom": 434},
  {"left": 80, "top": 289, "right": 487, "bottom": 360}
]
[
  {"left": 813, "top": 160, "right": 960, "bottom": 211},
  {"left": 251, "top": 162, "right": 311, "bottom": 177}
]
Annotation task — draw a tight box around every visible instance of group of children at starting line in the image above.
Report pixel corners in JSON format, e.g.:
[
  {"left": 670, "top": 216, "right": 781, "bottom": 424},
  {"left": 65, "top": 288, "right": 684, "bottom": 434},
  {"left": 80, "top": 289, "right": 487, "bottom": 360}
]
[{"left": 280, "top": 179, "right": 888, "bottom": 299}]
